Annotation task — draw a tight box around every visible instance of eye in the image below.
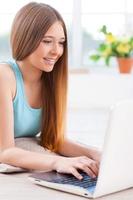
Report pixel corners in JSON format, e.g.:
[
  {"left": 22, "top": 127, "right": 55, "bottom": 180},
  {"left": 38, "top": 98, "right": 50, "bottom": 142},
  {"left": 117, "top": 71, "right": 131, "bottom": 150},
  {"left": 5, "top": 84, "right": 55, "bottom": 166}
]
[
  {"left": 59, "top": 41, "right": 65, "bottom": 46},
  {"left": 42, "top": 40, "right": 52, "bottom": 44}
]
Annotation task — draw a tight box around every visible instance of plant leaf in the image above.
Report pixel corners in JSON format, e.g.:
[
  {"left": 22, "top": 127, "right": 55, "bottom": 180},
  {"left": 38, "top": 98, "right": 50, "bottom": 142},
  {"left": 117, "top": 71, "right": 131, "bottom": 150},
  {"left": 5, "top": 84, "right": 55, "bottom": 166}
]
[
  {"left": 105, "top": 56, "right": 111, "bottom": 66},
  {"left": 90, "top": 55, "right": 101, "bottom": 61},
  {"left": 98, "top": 43, "right": 107, "bottom": 52},
  {"left": 100, "top": 25, "right": 107, "bottom": 34}
]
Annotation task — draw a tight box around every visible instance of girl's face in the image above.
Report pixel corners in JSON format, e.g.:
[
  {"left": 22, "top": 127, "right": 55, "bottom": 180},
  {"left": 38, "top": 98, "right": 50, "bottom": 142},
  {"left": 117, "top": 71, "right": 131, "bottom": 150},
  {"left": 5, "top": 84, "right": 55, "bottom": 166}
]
[{"left": 27, "top": 21, "right": 65, "bottom": 72}]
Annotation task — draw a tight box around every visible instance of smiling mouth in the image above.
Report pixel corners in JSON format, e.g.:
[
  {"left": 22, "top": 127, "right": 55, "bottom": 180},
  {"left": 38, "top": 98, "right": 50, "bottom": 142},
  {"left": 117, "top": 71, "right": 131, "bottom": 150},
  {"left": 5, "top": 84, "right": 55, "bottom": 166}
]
[{"left": 43, "top": 58, "right": 57, "bottom": 65}]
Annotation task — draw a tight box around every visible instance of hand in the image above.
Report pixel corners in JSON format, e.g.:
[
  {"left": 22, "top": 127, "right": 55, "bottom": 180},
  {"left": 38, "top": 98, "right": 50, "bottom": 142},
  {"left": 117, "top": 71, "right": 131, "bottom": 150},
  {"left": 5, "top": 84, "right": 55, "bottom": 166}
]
[
  {"left": 90, "top": 149, "right": 102, "bottom": 164},
  {"left": 53, "top": 156, "right": 99, "bottom": 180}
]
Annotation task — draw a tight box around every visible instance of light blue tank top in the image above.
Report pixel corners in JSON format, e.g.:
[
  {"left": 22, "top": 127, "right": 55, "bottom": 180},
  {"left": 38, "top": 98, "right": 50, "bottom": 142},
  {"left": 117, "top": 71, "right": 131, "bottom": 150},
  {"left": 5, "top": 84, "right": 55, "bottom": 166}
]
[{"left": 7, "top": 60, "right": 42, "bottom": 138}]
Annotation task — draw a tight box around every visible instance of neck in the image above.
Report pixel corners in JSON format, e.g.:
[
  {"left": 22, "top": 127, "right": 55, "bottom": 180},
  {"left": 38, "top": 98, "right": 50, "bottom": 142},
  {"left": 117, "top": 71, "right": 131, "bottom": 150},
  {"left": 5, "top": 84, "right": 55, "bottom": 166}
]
[{"left": 16, "top": 60, "right": 43, "bottom": 84}]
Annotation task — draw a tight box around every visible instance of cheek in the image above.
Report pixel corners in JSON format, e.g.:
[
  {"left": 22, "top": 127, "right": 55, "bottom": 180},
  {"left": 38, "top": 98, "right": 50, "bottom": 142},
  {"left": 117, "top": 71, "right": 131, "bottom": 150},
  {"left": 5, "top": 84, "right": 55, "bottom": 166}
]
[
  {"left": 36, "top": 47, "right": 45, "bottom": 56},
  {"left": 33, "top": 44, "right": 45, "bottom": 56},
  {"left": 59, "top": 47, "right": 64, "bottom": 57}
]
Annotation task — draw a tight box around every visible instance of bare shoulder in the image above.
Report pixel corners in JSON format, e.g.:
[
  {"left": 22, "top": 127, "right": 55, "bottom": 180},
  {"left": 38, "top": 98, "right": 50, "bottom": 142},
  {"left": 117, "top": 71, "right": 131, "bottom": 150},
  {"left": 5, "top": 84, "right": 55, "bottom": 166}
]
[
  {"left": 0, "top": 63, "right": 16, "bottom": 98},
  {"left": 0, "top": 63, "right": 15, "bottom": 79}
]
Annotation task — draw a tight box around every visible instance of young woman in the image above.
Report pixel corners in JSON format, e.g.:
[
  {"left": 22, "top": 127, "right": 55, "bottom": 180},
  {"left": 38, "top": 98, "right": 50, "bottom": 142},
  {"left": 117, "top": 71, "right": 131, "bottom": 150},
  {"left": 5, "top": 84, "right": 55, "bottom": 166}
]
[{"left": 0, "top": 2, "right": 101, "bottom": 180}]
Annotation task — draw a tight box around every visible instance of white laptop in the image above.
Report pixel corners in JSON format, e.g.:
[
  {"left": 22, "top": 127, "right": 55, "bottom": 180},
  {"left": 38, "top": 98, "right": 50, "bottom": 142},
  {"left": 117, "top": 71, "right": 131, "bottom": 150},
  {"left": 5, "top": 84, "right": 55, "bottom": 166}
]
[{"left": 29, "top": 100, "right": 133, "bottom": 198}]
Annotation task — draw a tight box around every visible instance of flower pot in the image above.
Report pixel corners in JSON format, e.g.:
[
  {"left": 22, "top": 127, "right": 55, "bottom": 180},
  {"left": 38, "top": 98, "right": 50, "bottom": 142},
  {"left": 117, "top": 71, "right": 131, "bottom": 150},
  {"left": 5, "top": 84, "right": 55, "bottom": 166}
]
[{"left": 117, "top": 57, "right": 133, "bottom": 73}]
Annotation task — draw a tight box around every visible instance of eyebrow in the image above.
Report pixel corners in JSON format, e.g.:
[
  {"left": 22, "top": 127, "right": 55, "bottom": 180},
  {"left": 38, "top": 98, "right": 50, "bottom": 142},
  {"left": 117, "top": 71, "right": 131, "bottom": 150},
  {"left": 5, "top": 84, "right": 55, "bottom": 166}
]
[{"left": 43, "top": 36, "right": 65, "bottom": 40}]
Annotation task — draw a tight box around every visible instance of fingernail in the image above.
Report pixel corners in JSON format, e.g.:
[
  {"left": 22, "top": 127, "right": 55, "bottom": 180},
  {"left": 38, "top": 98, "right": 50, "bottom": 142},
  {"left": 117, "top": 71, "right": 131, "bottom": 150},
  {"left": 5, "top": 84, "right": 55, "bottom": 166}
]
[{"left": 79, "top": 175, "right": 83, "bottom": 180}]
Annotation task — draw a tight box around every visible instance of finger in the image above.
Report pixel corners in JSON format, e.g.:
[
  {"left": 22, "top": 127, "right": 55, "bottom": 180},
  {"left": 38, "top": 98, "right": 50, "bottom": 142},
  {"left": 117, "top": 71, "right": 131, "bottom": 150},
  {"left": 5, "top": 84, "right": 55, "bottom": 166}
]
[
  {"left": 70, "top": 168, "right": 83, "bottom": 180},
  {"left": 80, "top": 158, "right": 99, "bottom": 176},
  {"left": 86, "top": 157, "right": 99, "bottom": 174},
  {"left": 88, "top": 161, "right": 99, "bottom": 176},
  {"left": 77, "top": 163, "right": 96, "bottom": 178},
  {"left": 94, "top": 160, "right": 100, "bottom": 169},
  {"left": 89, "top": 161, "right": 99, "bottom": 176}
]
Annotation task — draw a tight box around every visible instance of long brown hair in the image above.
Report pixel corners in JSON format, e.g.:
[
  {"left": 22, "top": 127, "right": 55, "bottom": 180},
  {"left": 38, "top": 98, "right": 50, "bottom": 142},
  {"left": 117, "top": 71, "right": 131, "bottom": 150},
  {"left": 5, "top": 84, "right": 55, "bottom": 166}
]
[{"left": 10, "top": 2, "right": 68, "bottom": 152}]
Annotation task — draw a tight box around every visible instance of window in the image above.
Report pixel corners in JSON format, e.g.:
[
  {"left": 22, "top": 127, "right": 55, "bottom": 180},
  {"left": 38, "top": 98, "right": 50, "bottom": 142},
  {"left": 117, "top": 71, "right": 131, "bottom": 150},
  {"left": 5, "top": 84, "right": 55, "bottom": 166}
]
[
  {"left": 0, "top": 0, "right": 133, "bottom": 72},
  {"left": 0, "top": 0, "right": 73, "bottom": 63}
]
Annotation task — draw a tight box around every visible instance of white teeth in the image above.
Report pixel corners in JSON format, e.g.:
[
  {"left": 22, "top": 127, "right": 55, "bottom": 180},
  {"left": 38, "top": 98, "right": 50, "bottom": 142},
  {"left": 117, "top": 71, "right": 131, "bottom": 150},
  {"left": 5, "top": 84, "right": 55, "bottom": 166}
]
[
  {"left": 44, "top": 58, "right": 56, "bottom": 65},
  {"left": 45, "top": 58, "right": 56, "bottom": 61},
  {"left": 44, "top": 58, "right": 56, "bottom": 64}
]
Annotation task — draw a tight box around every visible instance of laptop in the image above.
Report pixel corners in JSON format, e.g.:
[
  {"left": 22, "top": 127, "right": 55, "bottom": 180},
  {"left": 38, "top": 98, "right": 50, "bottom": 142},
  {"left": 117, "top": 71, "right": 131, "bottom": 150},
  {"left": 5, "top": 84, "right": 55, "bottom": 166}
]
[{"left": 29, "top": 100, "right": 133, "bottom": 198}]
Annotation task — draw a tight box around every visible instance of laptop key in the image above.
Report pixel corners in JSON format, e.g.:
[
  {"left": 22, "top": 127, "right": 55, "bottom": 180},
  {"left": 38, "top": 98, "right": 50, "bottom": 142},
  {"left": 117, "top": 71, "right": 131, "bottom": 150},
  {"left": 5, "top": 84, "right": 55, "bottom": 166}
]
[{"left": 52, "top": 172, "right": 97, "bottom": 189}]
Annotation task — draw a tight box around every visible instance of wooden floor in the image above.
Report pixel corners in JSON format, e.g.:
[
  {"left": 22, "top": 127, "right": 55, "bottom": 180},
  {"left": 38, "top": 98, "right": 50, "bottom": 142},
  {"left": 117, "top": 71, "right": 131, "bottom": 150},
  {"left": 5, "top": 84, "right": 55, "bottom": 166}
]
[{"left": 0, "top": 108, "right": 133, "bottom": 200}]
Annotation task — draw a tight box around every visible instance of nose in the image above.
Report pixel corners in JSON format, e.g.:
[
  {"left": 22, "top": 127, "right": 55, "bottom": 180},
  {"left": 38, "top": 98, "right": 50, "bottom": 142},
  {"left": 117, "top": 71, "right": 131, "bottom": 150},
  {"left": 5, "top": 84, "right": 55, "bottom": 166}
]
[{"left": 51, "top": 42, "right": 61, "bottom": 55}]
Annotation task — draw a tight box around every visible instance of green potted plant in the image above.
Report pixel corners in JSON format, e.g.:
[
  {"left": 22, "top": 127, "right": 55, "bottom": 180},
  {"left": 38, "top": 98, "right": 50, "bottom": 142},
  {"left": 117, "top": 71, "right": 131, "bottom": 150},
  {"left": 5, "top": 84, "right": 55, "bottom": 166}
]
[{"left": 90, "top": 25, "right": 133, "bottom": 73}]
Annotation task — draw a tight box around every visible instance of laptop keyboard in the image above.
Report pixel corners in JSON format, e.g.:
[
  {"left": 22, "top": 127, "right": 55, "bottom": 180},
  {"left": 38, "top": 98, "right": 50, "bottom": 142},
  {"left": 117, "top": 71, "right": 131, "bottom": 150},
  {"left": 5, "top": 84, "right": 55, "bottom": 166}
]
[{"left": 51, "top": 172, "right": 97, "bottom": 189}]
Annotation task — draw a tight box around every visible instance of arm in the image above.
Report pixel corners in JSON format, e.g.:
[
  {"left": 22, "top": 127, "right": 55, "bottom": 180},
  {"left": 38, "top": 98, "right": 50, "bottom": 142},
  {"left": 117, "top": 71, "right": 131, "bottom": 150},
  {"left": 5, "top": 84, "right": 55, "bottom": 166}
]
[
  {"left": 0, "top": 64, "right": 99, "bottom": 179},
  {"left": 0, "top": 64, "right": 60, "bottom": 171},
  {"left": 1, "top": 147, "right": 61, "bottom": 171},
  {"left": 58, "top": 138, "right": 101, "bottom": 163}
]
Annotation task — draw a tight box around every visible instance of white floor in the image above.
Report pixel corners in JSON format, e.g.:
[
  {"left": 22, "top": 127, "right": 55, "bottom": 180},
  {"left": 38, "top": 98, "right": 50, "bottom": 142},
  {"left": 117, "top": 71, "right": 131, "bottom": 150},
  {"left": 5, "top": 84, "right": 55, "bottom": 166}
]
[
  {"left": 67, "top": 108, "right": 109, "bottom": 148},
  {"left": 67, "top": 72, "right": 133, "bottom": 148}
]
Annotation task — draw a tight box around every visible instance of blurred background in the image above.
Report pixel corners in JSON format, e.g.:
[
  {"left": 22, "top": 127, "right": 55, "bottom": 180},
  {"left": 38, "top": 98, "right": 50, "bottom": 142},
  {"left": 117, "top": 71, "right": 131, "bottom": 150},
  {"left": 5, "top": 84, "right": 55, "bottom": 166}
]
[
  {"left": 1, "top": 0, "right": 133, "bottom": 148},
  {"left": 1, "top": 0, "right": 133, "bottom": 70}
]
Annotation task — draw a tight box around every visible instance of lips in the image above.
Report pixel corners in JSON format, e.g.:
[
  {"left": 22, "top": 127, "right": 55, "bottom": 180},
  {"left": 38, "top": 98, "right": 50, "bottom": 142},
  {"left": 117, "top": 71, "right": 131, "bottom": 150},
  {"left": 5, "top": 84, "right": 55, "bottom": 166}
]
[{"left": 43, "top": 58, "right": 57, "bottom": 65}]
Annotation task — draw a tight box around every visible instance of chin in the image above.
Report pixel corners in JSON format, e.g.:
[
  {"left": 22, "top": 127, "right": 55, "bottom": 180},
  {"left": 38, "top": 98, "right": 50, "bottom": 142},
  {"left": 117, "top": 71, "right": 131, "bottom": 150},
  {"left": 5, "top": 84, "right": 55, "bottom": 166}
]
[{"left": 44, "top": 66, "right": 54, "bottom": 72}]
